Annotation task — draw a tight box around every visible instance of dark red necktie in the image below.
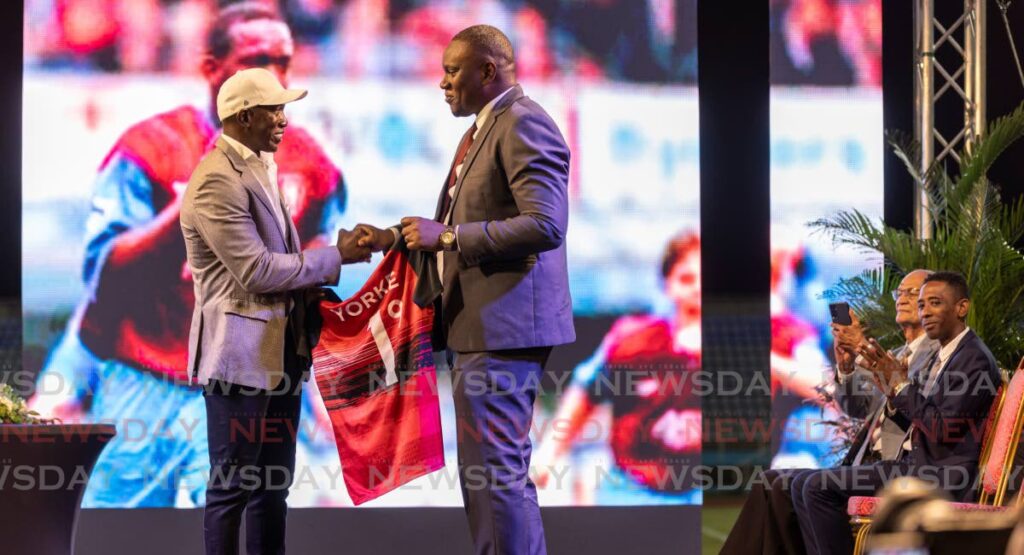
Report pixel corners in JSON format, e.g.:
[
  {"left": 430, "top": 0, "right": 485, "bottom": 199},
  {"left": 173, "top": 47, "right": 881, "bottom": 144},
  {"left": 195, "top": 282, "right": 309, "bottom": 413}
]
[{"left": 438, "top": 123, "right": 477, "bottom": 222}]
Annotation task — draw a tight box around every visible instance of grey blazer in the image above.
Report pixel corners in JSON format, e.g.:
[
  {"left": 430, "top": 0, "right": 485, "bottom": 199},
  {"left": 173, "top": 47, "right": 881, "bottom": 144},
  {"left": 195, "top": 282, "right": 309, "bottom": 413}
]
[
  {"left": 427, "top": 85, "right": 575, "bottom": 352},
  {"left": 180, "top": 136, "right": 342, "bottom": 390}
]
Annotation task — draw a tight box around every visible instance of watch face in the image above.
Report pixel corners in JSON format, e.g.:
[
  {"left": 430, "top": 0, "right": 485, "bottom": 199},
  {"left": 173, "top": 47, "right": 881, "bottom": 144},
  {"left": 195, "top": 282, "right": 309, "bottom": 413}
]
[{"left": 441, "top": 230, "right": 455, "bottom": 245}]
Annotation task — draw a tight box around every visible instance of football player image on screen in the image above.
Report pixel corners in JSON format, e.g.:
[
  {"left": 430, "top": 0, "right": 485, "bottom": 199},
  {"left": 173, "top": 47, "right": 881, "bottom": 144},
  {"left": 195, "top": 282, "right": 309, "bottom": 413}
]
[
  {"left": 28, "top": 2, "right": 347, "bottom": 508},
  {"left": 534, "top": 232, "right": 702, "bottom": 505}
]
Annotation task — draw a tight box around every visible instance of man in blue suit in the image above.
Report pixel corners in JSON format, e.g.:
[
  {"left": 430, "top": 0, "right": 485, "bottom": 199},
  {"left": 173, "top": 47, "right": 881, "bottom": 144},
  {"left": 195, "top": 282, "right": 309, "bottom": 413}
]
[
  {"left": 356, "top": 24, "right": 574, "bottom": 555},
  {"left": 793, "top": 271, "right": 1001, "bottom": 555}
]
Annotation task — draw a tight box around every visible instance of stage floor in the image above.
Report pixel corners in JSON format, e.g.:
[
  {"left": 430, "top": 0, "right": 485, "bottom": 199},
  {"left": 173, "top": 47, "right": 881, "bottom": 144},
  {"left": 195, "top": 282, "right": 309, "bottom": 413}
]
[{"left": 75, "top": 506, "right": 703, "bottom": 555}]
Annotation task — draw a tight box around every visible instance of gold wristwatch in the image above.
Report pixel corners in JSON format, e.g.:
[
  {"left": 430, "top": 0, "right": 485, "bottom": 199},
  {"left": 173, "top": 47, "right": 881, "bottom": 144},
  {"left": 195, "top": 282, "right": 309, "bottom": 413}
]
[{"left": 439, "top": 226, "right": 457, "bottom": 251}]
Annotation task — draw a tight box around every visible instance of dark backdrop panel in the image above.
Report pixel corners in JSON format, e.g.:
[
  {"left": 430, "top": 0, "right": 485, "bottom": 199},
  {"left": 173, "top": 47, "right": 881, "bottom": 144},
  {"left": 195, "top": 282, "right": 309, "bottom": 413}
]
[
  {"left": 882, "top": 0, "right": 915, "bottom": 232},
  {"left": 0, "top": 0, "right": 21, "bottom": 299},
  {"left": 698, "top": 1, "right": 770, "bottom": 300},
  {"left": 697, "top": 0, "right": 773, "bottom": 481}
]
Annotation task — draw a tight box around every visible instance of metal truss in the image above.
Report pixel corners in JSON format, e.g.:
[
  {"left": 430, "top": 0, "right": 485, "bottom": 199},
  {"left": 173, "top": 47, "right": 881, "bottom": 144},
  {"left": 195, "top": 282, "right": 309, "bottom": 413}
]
[{"left": 914, "top": 0, "right": 987, "bottom": 239}]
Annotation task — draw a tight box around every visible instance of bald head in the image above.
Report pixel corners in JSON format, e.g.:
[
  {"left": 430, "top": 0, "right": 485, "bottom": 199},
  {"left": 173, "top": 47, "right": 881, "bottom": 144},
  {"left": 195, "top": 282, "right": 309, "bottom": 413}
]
[
  {"left": 894, "top": 269, "right": 933, "bottom": 328},
  {"left": 904, "top": 269, "right": 933, "bottom": 283},
  {"left": 440, "top": 25, "right": 518, "bottom": 117}
]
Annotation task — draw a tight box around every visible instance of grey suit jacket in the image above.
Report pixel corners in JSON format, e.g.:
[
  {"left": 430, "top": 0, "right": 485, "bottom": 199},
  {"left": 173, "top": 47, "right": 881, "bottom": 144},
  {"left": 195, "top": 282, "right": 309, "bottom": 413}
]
[
  {"left": 837, "top": 338, "right": 940, "bottom": 464},
  {"left": 180, "top": 136, "right": 342, "bottom": 390},
  {"left": 429, "top": 85, "right": 575, "bottom": 352}
]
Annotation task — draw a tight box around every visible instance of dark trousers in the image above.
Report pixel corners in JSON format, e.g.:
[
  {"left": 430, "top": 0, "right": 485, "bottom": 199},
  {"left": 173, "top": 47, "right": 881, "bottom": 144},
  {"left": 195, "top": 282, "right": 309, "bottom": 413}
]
[
  {"left": 452, "top": 347, "right": 552, "bottom": 555},
  {"left": 721, "top": 468, "right": 815, "bottom": 555},
  {"left": 793, "top": 462, "right": 976, "bottom": 555},
  {"left": 202, "top": 334, "right": 305, "bottom": 555}
]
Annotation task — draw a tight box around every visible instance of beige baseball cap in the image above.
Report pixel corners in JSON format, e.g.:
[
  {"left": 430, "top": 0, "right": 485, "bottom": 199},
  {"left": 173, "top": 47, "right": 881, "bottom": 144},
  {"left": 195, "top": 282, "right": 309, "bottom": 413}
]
[{"left": 216, "top": 68, "right": 307, "bottom": 123}]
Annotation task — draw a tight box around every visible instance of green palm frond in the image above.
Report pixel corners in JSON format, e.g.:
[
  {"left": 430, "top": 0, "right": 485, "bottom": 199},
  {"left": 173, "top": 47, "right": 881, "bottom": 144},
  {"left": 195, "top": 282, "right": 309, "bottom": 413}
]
[
  {"left": 886, "top": 130, "right": 925, "bottom": 184},
  {"left": 808, "top": 209, "right": 884, "bottom": 253},
  {"left": 956, "top": 103, "right": 1024, "bottom": 195},
  {"left": 996, "top": 190, "right": 1024, "bottom": 244}
]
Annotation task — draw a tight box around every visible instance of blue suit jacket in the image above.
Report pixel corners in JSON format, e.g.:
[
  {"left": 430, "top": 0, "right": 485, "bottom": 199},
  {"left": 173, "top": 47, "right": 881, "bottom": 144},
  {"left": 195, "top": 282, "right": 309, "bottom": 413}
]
[
  {"left": 396, "top": 85, "right": 576, "bottom": 353},
  {"left": 889, "top": 330, "right": 1001, "bottom": 469}
]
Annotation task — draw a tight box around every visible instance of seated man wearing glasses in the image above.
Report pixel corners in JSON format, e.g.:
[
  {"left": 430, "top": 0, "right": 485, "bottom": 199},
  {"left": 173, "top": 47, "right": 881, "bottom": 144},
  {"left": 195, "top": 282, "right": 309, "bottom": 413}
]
[{"left": 722, "top": 269, "right": 940, "bottom": 555}]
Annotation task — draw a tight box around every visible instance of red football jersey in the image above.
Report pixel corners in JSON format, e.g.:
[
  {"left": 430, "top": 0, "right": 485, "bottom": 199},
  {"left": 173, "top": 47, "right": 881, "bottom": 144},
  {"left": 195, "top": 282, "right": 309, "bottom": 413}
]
[{"left": 313, "top": 250, "right": 444, "bottom": 505}]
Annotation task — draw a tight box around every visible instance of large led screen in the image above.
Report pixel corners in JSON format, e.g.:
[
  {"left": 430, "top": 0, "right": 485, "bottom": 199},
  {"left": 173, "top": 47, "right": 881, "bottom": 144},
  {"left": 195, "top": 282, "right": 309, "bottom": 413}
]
[
  {"left": 769, "top": 0, "right": 883, "bottom": 468},
  {"left": 23, "top": 0, "right": 700, "bottom": 507}
]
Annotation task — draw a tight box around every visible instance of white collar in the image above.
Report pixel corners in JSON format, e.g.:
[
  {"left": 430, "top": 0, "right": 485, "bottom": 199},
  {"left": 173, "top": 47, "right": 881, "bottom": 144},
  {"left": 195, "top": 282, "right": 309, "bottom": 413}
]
[
  {"left": 222, "top": 133, "right": 275, "bottom": 166},
  {"left": 906, "top": 332, "right": 928, "bottom": 357},
  {"left": 474, "top": 86, "right": 516, "bottom": 133},
  {"left": 937, "top": 326, "right": 971, "bottom": 363}
]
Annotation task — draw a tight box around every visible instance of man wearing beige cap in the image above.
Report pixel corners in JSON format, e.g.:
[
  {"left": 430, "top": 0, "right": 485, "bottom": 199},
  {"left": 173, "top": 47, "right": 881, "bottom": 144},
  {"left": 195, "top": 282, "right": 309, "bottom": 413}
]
[{"left": 180, "top": 67, "right": 369, "bottom": 554}]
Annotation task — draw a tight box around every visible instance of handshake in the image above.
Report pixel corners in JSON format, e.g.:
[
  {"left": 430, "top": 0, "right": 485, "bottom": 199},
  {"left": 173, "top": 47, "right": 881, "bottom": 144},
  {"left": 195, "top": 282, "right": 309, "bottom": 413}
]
[{"left": 335, "top": 217, "right": 447, "bottom": 263}]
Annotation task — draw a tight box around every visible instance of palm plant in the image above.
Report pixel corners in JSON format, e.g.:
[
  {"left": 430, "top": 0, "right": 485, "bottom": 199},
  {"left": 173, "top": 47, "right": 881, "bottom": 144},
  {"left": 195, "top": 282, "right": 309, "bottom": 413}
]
[{"left": 809, "top": 102, "right": 1024, "bottom": 371}]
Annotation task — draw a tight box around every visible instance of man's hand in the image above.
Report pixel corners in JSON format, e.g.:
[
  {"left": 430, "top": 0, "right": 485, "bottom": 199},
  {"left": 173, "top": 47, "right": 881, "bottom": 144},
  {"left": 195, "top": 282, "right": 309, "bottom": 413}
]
[
  {"left": 400, "top": 217, "right": 445, "bottom": 252},
  {"left": 336, "top": 228, "right": 371, "bottom": 264},
  {"left": 831, "top": 309, "right": 866, "bottom": 351},
  {"left": 354, "top": 223, "right": 395, "bottom": 252},
  {"left": 834, "top": 342, "right": 856, "bottom": 375},
  {"left": 857, "top": 338, "right": 908, "bottom": 395},
  {"left": 832, "top": 309, "right": 865, "bottom": 375}
]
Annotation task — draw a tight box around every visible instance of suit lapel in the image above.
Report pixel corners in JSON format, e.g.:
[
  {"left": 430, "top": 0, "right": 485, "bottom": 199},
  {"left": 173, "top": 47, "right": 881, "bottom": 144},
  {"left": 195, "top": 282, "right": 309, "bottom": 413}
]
[
  {"left": 849, "top": 356, "right": 904, "bottom": 465},
  {"left": 942, "top": 330, "right": 975, "bottom": 370},
  {"left": 280, "top": 196, "right": 301, "bottom": 252},
  {"left": 444, "top": 85, "right": 524, "bottom": 221},
  {"left": 894, "top": 352, "right": 938, "bottom": 461},
  {"left": 217, "top": 136, "right": 288, "bottom": 246},
  {"left": 848, "top": 401, "right": 884, "bottom": 466},
  {"left": 433, "top": 172, "right": 452, "bottom": 221}
]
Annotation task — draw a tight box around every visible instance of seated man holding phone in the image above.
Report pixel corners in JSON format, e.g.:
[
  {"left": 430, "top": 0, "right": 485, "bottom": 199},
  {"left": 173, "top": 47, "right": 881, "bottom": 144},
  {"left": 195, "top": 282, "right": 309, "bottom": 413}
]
[
  {"left": 830, "top": 269, "right": 941, "bottom": 465},
  {"left": 723, "top": 268, "right": 940, "bottom": 554}
]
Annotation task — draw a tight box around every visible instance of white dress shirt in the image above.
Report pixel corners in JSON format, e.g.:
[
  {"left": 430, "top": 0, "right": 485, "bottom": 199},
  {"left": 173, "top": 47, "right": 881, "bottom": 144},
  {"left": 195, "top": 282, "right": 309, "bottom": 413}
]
[
  {"left": 901, "top": 332, "right": 930, "bottom": 372},
  {"left": 221, "top": 133, "right": 288, "bottom": 237}
]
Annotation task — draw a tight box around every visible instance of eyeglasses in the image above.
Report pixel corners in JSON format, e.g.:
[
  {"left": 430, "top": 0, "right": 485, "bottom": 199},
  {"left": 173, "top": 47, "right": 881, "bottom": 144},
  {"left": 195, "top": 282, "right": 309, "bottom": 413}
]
[{"left": 891, "top": 287, "right": 921, "bottom": 301}]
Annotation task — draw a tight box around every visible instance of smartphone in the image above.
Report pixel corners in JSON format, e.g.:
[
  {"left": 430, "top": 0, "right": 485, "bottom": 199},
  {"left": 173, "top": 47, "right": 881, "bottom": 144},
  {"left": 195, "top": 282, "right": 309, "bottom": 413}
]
[{"left": 829, "top": 302, "right": 853, "bottom": 326}]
